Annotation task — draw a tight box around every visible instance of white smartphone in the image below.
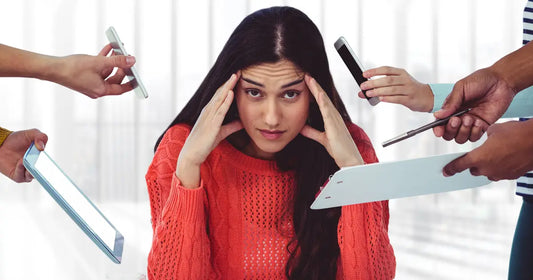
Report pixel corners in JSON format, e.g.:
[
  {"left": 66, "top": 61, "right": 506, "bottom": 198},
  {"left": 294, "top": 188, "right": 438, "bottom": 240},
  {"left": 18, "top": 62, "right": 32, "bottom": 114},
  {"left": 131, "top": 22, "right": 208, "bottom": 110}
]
[
  {"left": 23, "top": 143, "right": 124, "bottom": 264},
  {"left": 334, "top": 36, "right": 379, "bottom": 106},
  {"left": 105, "top": 26, "right": 149, "bottom": 99}
]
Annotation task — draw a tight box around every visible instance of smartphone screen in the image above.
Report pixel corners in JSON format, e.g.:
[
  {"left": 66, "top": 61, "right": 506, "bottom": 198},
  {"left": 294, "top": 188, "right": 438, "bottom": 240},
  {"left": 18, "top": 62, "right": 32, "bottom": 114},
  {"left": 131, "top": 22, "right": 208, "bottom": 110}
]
[{"left": 335, "top": 37, "right": 379, "bottom": 106}]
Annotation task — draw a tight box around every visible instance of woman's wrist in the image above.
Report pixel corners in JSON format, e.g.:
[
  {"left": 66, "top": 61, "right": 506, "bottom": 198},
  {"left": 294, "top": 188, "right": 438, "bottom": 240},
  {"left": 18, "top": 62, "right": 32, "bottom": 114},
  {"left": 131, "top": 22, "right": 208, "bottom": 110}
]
[
  {"left": 423, "top": 84, "right": 435, "bottom": 113},
  {"left": 34, "top": 54, "right": 63, "bottom": 83},
  {"left": 176, "top": 157, "right": 201, "bottom": 189}
]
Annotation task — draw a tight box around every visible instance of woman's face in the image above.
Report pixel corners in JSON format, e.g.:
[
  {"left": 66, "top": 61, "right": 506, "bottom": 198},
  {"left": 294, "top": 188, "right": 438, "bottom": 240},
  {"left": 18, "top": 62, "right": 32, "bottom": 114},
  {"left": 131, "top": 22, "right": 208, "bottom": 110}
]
[{"left": 235, "top": 59, "right": 310, "bottom": 160}]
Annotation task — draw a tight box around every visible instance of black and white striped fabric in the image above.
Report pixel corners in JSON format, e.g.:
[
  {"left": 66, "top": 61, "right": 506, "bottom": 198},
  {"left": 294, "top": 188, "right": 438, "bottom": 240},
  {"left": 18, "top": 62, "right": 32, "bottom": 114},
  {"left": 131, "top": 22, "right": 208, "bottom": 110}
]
[{"left": 515, "top": 0, "right": 533, "bottom": 200}]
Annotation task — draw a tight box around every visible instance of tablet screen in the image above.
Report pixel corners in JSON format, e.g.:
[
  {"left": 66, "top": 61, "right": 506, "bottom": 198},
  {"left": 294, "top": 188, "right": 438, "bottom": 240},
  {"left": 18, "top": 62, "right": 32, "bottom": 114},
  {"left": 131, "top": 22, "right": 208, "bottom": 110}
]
[{"left": 34, "top": 152, "right": 117, "bottom": 251}]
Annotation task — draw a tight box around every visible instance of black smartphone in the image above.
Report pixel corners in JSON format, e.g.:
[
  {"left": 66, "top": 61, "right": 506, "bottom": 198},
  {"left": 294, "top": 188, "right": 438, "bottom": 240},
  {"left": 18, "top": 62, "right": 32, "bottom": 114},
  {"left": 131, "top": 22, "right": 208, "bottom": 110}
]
[{"left": 334, "top": 36, "right": 379, "bottom": 106}]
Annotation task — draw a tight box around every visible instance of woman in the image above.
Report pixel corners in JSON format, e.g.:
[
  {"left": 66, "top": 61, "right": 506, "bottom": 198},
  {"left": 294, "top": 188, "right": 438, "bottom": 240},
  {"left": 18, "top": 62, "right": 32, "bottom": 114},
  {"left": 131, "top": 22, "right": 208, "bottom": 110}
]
[{"left": 146, "top": 6, "right": 395, "bottom": 280}]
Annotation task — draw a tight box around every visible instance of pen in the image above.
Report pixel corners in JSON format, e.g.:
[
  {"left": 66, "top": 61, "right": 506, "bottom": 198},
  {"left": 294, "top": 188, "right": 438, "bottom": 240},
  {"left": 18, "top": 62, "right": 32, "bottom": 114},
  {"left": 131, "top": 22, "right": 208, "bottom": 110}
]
[{"left": 382, "top": 108, "right": 471, "bottom": 147}]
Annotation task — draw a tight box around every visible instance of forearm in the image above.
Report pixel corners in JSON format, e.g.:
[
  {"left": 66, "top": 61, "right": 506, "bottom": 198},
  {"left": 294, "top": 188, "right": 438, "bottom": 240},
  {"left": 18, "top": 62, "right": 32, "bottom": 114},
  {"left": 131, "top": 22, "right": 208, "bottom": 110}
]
[
  {"left": 176, "top": 155, "right": 202, "bottom": 189},
  {"left": 491, "top": 41, "right": 533, "bottom": 94},
  {"left": 0, "top": 44, "right": 62, "bottom": 80},
  {"left": 148, "top": 174, "right": 211, "bottom": 279}
]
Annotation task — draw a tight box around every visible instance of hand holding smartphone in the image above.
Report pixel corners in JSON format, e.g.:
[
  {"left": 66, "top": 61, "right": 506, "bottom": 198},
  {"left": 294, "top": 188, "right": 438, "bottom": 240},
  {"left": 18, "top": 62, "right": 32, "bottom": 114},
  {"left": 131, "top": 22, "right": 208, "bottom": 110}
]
[
  {"left": 105, "top": 26, "right": 149, "bottom": 99},
  {"left": 334, "top": 36, "right": 379, "bottom": 106}
]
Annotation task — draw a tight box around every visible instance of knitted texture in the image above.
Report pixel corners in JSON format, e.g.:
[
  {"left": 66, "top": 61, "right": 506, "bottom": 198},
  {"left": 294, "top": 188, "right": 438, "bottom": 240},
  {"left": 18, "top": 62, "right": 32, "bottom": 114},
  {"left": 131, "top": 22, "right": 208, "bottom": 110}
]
[
  {"left": 146, "top": 123, "right": 396, "bottom": 279},
  {"left": 0, "top": 127, "right": 12, "bottom": 147}
]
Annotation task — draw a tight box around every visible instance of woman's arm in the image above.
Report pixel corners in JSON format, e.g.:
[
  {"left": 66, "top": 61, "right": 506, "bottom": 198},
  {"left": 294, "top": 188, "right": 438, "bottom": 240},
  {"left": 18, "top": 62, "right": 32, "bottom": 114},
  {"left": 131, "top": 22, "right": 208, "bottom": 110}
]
[
  {"left": 0, "top": 43, "right": 135, "bottom": 98},
  {"left": 146, "top": 126, "right": 212, "bottom": 280},
  {"left": 337, "top": 125, "right": 396, "bottom": 280}
]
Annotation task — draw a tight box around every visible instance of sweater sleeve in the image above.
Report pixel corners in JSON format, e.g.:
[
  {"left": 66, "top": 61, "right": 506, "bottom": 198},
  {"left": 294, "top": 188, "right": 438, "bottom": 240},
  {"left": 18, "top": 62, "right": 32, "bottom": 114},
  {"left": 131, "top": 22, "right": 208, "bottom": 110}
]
[
  {"left": 429, "top": 83, "right": 533, "bottom": 118},
  {"left": 337, "top": 124, "right": 396, "bottom": 280},
  {"left": 145, "top": 125, "right": 212, "bottom": 280}
]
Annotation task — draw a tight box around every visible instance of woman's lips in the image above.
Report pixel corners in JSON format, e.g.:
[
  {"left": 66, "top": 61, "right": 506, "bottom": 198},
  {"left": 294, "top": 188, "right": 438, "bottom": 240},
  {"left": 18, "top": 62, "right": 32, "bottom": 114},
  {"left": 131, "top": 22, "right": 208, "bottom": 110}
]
[{"left": 259, "top": 129, "right": 284, "bottom": 140}]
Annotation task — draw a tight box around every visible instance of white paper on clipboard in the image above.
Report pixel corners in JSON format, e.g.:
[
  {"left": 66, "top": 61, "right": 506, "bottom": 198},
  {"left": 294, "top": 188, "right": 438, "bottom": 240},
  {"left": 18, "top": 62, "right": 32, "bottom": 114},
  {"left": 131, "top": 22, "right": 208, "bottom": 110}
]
[{"left": 311, "top": 152, "right": 491, "bottom": 209}]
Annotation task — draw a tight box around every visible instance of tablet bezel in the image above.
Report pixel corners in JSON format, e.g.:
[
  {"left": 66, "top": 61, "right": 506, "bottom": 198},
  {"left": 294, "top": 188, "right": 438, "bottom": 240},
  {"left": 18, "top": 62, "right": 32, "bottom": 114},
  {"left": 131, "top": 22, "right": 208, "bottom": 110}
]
[
  {"left": 311, "top": 152, "right": 491, "bottom": 209},
  {"left": 23, "top": 143, "right": 124, "bottom": 264}
]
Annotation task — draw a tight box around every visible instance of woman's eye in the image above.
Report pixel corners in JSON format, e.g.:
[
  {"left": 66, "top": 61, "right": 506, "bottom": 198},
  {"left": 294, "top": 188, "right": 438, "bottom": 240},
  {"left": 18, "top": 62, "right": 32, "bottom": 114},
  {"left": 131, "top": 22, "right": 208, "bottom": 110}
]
[
  {"left": 246, "top": 89, "right": 261, "bottom": 97},
  {"left": 284, "top": 91, "right": 300, "bottom": 99}
]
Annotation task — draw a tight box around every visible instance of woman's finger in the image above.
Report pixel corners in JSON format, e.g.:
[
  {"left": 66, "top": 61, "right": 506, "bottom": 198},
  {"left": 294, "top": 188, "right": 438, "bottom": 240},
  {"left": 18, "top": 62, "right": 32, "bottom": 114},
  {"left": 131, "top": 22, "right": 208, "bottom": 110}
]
[
  {"left": 218, "top": 119, "right": 244, "bottom": 142},
  {"left": 360, "top": 75, "right": 405, "bottom": 91},
  {"left": 304, "top": 74, "right": 336, "bottom": 116},
  {"left": 105, "top": 68, "right": 127, "bottom": 85},
  {"left": 209, "top": 73, "right": 240, "bottom": 109},
  {"left": 377, "top": 95, "right": 410, "bottom": 105},
  {"left": 363, "top": 66, "right": 403, "bottom": 78},
  {"left": 365, "top": 85, "right": 407, "bottom": 98},
  {"left": 98, "top": 44, "right": 113, "bottom": 56},
  {"left": 300, "top": 125, "right": 325, "bottom": 147}
]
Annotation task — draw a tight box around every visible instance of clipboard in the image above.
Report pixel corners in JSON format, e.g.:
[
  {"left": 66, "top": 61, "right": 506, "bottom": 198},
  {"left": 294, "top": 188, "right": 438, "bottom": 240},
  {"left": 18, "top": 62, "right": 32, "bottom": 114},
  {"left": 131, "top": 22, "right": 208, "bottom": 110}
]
[
  {"left": 311, "top": 152, "right": 491, "bottom": 209},
  {"left": 23, "top": 143, "right": 124, "bottom": 263}
]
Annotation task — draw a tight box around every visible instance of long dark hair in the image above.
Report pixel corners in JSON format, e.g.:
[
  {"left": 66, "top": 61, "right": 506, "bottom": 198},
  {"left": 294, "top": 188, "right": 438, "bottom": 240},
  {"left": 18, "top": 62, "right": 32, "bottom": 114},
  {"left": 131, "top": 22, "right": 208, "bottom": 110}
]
[{"left": 155, "top": 6, "right": 351, "bottom": 279}]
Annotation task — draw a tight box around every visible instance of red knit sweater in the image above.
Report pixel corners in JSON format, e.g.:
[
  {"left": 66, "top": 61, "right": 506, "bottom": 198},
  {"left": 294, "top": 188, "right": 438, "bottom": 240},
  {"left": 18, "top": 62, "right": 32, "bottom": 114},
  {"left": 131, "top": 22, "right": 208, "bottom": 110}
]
[{"left": 146, "top": 123, "right": 395, "bottom": 279}]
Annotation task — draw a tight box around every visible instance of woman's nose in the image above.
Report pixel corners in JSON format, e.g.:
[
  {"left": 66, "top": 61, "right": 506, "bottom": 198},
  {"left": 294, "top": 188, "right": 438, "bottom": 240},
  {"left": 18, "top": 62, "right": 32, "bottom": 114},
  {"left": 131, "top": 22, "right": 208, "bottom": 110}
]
[{"left": 263, "top": 100, "right": 280, "bottom": 127}]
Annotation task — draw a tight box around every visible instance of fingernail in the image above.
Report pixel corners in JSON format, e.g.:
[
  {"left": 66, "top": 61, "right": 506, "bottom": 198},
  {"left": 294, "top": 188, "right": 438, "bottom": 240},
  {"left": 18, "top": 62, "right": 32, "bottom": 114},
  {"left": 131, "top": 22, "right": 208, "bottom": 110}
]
[
  {"left": 360, "top": 82, "right": 367, "bottom": 90},
  {"left": 474, "top": 119, "right": 484, "bottom": 127},
  {"left": 126, "top": 56, "right": 135, "bottom": 65},
  {"left": 37, "top": 141, "right": 45, "bottom": 150},
  {"left": 463, "top": 117, "right": 473, "bottom": 127},
  {"left": 451, "top": 118, "right": 460, "bottom": 128}
]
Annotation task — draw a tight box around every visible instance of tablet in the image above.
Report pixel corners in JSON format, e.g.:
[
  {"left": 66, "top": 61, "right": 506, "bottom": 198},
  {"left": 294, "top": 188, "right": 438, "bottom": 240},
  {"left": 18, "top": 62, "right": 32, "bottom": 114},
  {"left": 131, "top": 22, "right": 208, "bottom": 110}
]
[
  {"left": 23, "top": 143, "right": 124, "bottom": 263},
  {"left": 105, "top": 26, "right": 149, "bottom": 99},
  {"left": 311, "top": 152, "right": 491, "bottom": 209}
]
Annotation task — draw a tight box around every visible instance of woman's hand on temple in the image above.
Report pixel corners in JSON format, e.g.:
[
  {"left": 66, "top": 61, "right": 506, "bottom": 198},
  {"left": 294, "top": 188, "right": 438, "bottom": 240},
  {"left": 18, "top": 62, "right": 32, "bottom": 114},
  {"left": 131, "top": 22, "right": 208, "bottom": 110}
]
[
  {"left": 300, "top": 74, "right": 364, "bottom": 168},
  {"left": 176, "top": 72, "right": 243, "bottom": 189}
]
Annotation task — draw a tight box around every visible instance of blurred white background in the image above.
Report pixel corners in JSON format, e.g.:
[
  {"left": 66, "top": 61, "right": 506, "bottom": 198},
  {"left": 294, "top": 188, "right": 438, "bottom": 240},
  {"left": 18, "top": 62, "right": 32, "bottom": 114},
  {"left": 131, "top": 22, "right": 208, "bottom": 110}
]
[{"left": 0, "top": 0, "right": 526, "bottom": 279}]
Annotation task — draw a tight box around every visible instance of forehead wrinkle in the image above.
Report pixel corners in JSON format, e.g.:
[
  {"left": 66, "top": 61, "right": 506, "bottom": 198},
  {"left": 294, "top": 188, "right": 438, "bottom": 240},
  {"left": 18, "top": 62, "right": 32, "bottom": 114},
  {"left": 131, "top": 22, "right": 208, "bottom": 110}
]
[{"left": 241, "top": 61, "right": 305, "bottom": 89}]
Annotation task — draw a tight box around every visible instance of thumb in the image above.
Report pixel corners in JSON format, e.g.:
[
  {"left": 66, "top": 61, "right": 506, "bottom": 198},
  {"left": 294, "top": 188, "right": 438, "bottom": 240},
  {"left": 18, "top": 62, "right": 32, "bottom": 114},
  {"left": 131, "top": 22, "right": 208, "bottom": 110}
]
[
  {"left": 434, "top": 82, "right": 464, "bottom": 119},
  {"left": 300, "top": 125, "right": 324, "bottom": 146},
  {"left": 219, "top": 120, "right": 244, "bottom": 140},
  {"left": 442, "top": 153, "right": 473, "bottom": 177},
  {"left": 27, "top": 129, "right": 48, "bottom": 151},
  {"left": 106, "top": 55, "right": 136, "bottom": 68}
]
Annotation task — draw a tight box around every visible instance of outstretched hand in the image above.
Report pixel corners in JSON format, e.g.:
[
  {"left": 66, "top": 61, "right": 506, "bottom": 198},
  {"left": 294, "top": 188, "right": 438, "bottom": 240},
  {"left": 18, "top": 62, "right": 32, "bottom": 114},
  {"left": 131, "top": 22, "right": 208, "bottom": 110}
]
[
  {"left": 56, "top": 44, "right": 137, "bottom": 98},
  {"left": 360, "top": 66, "right": 434, "bottom": 113},
  {"left": 299, "top": 75, "right": 364, "bottom": 168}
]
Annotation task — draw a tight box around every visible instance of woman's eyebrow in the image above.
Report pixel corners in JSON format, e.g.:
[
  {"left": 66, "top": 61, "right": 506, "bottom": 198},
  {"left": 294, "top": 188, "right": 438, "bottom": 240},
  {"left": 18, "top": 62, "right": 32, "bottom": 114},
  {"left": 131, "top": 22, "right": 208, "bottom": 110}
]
[
  {"left": 240, "top": 76, "right": 304, "bottom": 88},
  {"left": 241, "top": 77, "right": 264, "bottom": 87},
  {"left": 281, "top": 78, "right": 304, "bottom": 88}
]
